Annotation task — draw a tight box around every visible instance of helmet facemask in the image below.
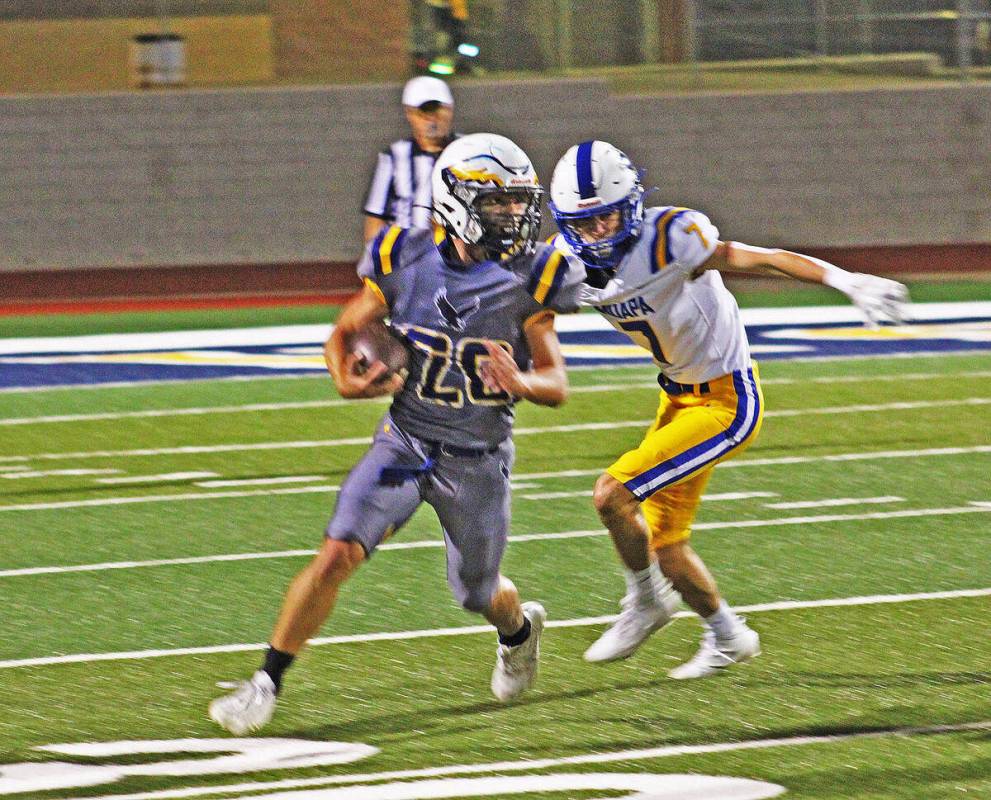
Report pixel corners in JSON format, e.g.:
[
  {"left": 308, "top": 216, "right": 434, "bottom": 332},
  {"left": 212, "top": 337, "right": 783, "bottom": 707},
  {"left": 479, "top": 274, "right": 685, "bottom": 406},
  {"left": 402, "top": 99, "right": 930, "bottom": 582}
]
[
  {"left": 551, "top": 184, "right": 644, "bottom": 270},
  {"left": 473, "top": 186, "right": 544, "bottom": 261}
]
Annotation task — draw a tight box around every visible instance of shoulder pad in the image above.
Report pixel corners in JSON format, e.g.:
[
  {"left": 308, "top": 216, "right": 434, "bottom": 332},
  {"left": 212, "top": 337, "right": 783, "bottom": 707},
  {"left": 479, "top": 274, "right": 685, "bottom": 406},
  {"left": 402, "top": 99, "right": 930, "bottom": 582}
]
[
  {"left": 370, "top": 225, "right": 434, "bottom": 277},
  {"left": 524, "top": 244, "right": 571, "bottom": 307},
  {"left": 647, "top": 207, "right": 690, "bottom": 273},
  {"left": 647, "top": 207, "right": 719, "bottom": 274}
]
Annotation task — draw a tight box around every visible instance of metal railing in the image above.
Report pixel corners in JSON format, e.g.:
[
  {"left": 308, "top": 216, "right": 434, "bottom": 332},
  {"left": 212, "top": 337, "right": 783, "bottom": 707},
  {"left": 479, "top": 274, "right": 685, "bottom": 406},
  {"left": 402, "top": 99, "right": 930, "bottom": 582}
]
[{"left": 409, "top": 0, "right": 991, "bottom": 77}]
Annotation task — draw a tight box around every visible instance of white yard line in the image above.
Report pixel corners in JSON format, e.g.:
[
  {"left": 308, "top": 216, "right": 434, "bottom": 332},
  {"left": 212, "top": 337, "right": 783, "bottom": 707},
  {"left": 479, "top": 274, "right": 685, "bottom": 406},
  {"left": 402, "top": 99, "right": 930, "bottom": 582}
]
[
  {"left": 2, "top": 397, "right": 988, "bottom": 464},
  {"left": 521, "top": 490, "right": 778, "bottom": 501},
  {"left": 96, "top": 472, "right": 218, "bottom": 485},
  {"left": 768, "top": 397, "right": 991, "bottom": 418},
  {"left": 75, "top": 721, "right": 991, "bottom": 800},
  {"left": 1, "top": 445, "right": 988, "bottom": 512},
  {"left": 719, "top": 444, "right": 991, "bottom": 468},
  {"left": 765, "top": 496, "right": 904, "bottom": 510},
  {"left": 0, "top": 469, "right": 122, "bottom": 480},
  {"left": 2, "top": 503, "right": 988, "bottom": 578},
  {"left": 520, "top": 490, "right": 595, "bottom": 500},
  {"left": 0, "top": 372, "right": 324, "bottom": 395},
  {"left": 0, "top": 398, "right": 373, "bottom": 425},
  {"left": 2, "top": 586, "right": 989, "bottom": 671},
  {"left": 5, "top": 370, "right": 991, "bottom": 426},
  {"left": 0, "top": 484, "right": 342, "bottom": 512},
  {"left": 763, "top": 369, "right": 991, "bottom": 387},
  {"left": 194, "top": 476, "right": 327, "bottom": 488},
  {"left": 704, "top": 491, "right": 780, "bottom": 501}
]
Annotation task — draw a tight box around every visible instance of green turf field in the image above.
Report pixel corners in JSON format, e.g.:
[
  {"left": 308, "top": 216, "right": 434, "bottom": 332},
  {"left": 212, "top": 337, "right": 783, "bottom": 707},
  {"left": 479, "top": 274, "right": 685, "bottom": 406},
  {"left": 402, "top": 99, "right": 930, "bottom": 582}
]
[{"left": 1, "top": 299, "right": 990, "bottom": 799}]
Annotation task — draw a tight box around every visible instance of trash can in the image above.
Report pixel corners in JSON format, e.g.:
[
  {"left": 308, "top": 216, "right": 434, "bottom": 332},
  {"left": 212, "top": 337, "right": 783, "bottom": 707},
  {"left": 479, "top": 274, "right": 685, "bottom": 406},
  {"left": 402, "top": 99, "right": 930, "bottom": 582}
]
[{"left": 130, "top": 33, "right": 186, "bottom": 88}]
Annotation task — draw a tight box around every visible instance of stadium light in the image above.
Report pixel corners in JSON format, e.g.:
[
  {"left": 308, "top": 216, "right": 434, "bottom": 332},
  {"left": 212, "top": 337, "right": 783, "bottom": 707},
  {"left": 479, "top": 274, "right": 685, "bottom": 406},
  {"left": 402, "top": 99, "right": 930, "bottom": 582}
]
[{"left": 428, "top": 60, "right": 456, "bottom": 75}]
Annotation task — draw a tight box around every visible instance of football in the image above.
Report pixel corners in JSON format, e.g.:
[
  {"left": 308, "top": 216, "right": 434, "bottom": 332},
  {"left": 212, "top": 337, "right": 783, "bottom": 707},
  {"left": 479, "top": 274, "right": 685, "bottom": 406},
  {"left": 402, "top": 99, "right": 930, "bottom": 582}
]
[{"left": 349, "top": 319, "right": 409, "bottom": 382}]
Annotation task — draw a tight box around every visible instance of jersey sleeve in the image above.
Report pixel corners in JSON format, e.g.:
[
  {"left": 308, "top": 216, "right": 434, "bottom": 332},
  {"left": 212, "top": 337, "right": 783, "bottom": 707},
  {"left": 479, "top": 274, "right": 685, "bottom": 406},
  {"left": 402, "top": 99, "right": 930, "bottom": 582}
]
[
  {"left": 650, "top": 208, "right": 719, "bottom": 275},
  {"left": 522, "top": 245, "right": 586, "bottom": 314}
]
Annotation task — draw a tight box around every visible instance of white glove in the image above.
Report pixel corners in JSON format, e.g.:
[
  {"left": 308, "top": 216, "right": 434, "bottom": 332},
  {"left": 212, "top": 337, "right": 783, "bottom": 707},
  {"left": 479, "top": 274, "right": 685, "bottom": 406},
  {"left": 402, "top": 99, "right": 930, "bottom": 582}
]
[{"left": 823, "top": 269, "right": 910, "bottom": 328}]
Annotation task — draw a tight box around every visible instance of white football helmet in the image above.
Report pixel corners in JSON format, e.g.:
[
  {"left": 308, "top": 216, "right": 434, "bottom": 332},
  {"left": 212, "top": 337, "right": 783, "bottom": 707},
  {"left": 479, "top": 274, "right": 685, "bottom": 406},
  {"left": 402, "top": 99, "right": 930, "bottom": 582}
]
[
  {"left": 432, "top": 133, "right": 543, "bottom": 261},
  {"left": 549, "top": 140, "right": 645, "bottom": 270}
]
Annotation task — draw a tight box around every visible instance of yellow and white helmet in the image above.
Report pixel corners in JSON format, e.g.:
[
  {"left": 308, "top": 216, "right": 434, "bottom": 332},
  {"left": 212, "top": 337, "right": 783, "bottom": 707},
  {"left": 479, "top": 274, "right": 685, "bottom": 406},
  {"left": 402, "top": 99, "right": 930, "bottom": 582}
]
[{"left": 432, "top": 133, "right": 543, "bottom": 261}]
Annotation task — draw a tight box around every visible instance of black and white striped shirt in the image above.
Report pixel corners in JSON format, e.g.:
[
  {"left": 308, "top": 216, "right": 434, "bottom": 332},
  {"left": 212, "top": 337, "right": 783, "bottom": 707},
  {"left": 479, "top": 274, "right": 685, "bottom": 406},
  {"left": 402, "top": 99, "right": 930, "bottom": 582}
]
[{"left": 363, "top": 136, "right": 459, "bottom": 229}]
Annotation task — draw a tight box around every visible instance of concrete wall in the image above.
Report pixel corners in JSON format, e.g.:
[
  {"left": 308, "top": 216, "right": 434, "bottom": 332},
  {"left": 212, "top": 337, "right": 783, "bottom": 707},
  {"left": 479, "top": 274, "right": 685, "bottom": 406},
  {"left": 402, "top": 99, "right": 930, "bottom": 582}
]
[{"left": 0, "top": 78, "right": 988, "bottom": 273}]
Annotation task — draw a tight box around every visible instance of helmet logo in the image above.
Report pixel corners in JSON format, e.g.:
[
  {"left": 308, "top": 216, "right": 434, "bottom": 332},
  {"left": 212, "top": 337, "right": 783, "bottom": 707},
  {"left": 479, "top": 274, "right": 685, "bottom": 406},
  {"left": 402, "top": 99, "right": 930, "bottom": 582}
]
[
  {"left": 576, "top": 197, "right": 604, "bottom": 208},
  {"left": 448, "top": 166, "right": 505, "bottom": 186}
]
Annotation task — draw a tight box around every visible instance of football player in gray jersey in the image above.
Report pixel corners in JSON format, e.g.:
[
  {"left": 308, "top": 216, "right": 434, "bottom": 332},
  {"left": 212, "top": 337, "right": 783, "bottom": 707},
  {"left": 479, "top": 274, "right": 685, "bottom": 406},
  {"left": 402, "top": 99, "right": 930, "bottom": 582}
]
[{"left": 209, "top": 133, "right": 585, "bottom": 735}]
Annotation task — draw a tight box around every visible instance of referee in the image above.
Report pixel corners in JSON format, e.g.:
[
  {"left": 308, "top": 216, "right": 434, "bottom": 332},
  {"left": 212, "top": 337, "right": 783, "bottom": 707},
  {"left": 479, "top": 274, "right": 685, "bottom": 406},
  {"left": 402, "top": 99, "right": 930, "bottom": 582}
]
[{"left": 363, "top": 76, "right": 459, "bottom": 243}]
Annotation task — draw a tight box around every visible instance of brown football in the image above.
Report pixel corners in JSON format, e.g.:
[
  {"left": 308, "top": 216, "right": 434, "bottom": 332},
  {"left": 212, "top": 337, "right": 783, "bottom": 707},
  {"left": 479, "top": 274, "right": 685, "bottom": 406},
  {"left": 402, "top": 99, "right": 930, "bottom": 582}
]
[{"left": 349, "top": 320, "right": 409, "bottom": 382}]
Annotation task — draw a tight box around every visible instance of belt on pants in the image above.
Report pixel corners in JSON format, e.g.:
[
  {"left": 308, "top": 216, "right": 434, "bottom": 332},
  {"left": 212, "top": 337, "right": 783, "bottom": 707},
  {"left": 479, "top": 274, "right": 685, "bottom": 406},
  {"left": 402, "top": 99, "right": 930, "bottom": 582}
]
[
  {"left": 423, "top": 438, "right": 502, "bottom": 458},
  {"left": 657, "top": 374, "right": 711, "bottom": 395}
]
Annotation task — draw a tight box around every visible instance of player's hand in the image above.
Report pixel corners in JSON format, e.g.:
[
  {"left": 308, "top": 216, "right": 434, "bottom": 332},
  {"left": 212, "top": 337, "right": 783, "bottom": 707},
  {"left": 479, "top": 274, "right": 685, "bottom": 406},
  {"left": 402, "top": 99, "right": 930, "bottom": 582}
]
[
  {"left": 480, "top": 341, "right": 530, "bottom": 399},
  {"left": 843, "top": 274, "right": 910, "bottom": 328},
  {"left": 337, "top": 352, "right": 405, "bottom": 398}
]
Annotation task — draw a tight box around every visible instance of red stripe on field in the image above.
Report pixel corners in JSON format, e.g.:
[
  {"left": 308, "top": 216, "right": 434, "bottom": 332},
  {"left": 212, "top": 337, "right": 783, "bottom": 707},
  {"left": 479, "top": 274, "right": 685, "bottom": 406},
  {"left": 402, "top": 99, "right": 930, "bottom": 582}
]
[{"left": 0, "top": 293, "right": 356, "bottom": 317}]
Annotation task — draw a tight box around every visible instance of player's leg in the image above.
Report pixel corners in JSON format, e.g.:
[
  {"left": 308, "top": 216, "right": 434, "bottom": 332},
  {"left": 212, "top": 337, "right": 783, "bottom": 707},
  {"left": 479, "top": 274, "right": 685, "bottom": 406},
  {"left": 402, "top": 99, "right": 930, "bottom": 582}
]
[
  {"left": 588, "top": 366, "right": 763, "bottom": 665},
  {"left": 641, "top": 368, "right": 764, "bottom": 677},
  {"left": 645, "top": 469, "right": 720, "bottom": 616},
  {"left": 582, "top": 393, "right": 682, "bottom": 663},
  {"left": 268, "top": 537, "right": 366, "bottom": 656},
  {"left": 583, "top": 471, "right": 682, "bottom": 662},
  {"left": 208, "top": 418, "right": 426, "bottom": 733},
  {"left": 643, "top": 472, "right": 761, "bottom": 678},
  {"left": 429, "top": 441, "right": 545, "bottom": 702}
]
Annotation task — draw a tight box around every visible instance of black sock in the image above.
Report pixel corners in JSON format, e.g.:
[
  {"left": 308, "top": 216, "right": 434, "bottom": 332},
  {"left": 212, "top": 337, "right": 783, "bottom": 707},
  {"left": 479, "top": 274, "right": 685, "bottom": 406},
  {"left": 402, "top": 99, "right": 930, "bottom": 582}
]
[
  {"left": 262, "top": 645, "right": 295, "bottom": 693},
  {"left": 498, "top": 615, "right": 531, "bottom": 647}
]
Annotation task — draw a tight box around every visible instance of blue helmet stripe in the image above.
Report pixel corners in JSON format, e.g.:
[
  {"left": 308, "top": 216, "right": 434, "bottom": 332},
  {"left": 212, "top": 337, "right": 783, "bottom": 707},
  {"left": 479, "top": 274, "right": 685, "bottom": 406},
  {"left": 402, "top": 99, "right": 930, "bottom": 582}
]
[{"left": 576, "top": 141, "right": 596, "bottom": 199}]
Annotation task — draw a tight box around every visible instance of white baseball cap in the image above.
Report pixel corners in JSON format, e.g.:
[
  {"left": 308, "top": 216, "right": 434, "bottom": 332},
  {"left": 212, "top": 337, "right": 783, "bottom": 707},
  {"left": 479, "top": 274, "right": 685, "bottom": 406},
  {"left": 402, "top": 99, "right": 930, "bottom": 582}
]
[{"left": 402, "top": 76, "right": 454, "bottom": 109}]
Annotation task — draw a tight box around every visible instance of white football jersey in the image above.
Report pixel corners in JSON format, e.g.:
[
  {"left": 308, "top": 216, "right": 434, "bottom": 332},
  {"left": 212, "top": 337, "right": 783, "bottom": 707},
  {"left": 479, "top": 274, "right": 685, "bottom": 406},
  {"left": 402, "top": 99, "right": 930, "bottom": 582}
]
[{"left": 556, "top": 206, "right": 751, "bottom": 384}]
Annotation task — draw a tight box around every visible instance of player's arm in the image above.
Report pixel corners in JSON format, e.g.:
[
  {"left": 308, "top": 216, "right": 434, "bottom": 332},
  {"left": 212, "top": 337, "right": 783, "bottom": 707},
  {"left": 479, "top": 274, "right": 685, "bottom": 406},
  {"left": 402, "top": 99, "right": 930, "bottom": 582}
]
[
  {"left": 324, "top": 282, "right": 404, "bottom": 398},
  {"left": 703, "top": 240, "right": 909, "bottom": 327},
  {"left": 480, "top": 310, "right": 569, "bottom": 407}
]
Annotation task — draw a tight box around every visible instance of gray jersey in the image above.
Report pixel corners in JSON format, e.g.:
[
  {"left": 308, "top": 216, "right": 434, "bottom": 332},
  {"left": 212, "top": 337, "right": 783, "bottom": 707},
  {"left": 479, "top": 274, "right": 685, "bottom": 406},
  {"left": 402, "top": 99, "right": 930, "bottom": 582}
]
[{"left": 357, "top": 226, "right": 584, "bottom": 449}]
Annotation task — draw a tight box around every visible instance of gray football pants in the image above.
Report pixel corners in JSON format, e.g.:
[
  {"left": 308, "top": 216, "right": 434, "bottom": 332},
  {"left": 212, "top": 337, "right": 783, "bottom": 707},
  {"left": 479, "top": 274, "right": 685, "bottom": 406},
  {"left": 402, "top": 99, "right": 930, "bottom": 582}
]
[{"left": 326, "top": 415, "right": 515, "bottom": 612}]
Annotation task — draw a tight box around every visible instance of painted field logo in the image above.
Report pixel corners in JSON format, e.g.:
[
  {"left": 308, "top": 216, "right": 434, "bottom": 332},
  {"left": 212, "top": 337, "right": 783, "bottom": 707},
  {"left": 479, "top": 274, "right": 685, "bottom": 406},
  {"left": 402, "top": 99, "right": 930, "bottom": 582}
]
[
  {"left": 0, "top": 739, "right": 376, "bottom": 793},
  {"left": 0, "top": 738, "right": 784, "bottom": 799}
]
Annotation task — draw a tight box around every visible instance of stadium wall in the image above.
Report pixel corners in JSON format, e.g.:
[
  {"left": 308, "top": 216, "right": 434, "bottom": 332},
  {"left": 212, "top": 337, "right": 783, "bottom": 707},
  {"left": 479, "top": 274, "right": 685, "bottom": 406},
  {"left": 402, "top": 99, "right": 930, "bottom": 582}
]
[{"left": 0, "top": 79, "right": 988, "bottom": 288}]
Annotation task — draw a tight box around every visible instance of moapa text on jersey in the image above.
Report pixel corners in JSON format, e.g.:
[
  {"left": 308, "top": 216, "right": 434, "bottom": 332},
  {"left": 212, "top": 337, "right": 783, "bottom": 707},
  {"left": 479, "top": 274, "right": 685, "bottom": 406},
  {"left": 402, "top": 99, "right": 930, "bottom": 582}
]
[{"left": 593, "top": 297, "right": 657, "bottom": 319}]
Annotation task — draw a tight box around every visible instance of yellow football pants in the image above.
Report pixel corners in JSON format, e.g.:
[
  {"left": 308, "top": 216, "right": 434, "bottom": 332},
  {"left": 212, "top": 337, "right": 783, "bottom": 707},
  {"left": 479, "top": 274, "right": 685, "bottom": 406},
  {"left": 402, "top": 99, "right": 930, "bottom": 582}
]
[{"left": 606, "top": 363, "right": 764, "bottom": 548}]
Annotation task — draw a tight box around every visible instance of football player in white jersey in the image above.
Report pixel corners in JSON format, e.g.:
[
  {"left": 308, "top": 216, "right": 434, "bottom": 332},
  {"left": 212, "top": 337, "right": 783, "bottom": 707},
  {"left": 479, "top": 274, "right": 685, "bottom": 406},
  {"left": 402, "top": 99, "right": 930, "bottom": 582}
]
[{"left": 549, "top": 140, "right": 909, "bottom": 679}]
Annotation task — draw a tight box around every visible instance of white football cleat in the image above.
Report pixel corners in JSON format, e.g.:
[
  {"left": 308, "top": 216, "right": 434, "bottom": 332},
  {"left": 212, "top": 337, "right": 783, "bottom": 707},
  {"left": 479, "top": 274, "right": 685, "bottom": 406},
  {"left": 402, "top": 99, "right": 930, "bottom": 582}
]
[
  {"left": 208, "top": 670, "right": 277, "bottom": 735},
  {"left": 668, "top": 625, "right": 761, "bottom": 680},
  {"left": 491, "top": 601, "right": 546, "bottom": 702},
  {"left": 584, "top": 587, "right": 680, "bottom": 663}
]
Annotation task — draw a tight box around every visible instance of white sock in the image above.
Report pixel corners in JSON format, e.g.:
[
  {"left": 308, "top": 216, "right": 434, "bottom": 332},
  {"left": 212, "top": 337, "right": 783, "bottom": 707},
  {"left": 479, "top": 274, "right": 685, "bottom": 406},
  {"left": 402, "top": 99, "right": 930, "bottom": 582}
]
[
  {"left": 705, "top": 600, "right": 743, "bottom": 640},
  {"left": 624, "top": 562, "right": 671, "bottom": 607}
]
